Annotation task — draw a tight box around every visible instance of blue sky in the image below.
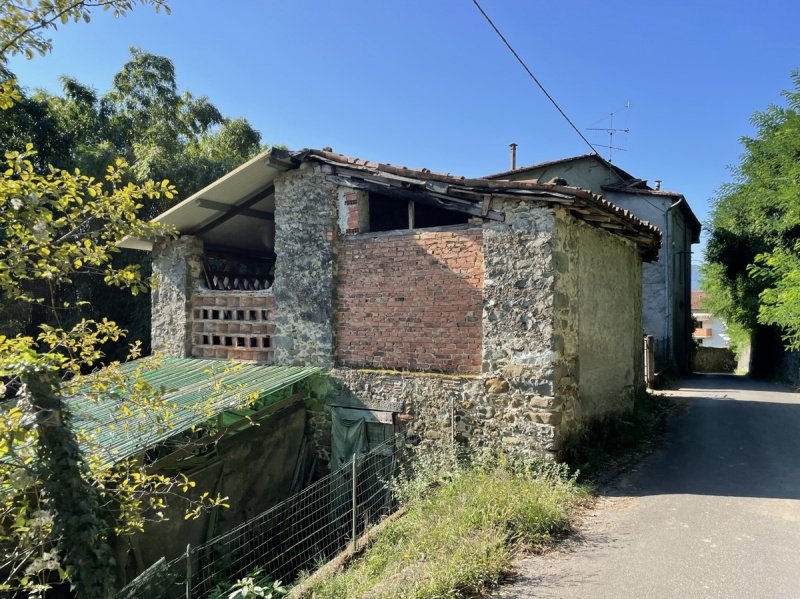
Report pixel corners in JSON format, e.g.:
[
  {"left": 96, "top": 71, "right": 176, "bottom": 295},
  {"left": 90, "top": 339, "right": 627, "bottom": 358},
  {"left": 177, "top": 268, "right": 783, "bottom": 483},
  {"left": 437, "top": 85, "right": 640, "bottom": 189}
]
[{"left": 8, "top": 0, "right": 800, "bottom": 286}]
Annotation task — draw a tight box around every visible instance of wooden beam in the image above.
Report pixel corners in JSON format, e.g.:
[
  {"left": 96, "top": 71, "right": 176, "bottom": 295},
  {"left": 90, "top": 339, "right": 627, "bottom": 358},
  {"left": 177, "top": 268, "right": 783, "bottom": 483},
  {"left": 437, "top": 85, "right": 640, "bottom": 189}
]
[
  {"left": 203, "top": 243, "right": 276, "bottom": 260},
  {"left": 481, "top": 195, "right": 492, "bottom": 216},
  {"left": 326, "top": 175, "right": 505, "bottom": 221},
  {"left": 197, "top": 199, "right": 274, "bottom": 221},
  {"left": 186, "top": 184, "right": 275, "bottom": 237}
]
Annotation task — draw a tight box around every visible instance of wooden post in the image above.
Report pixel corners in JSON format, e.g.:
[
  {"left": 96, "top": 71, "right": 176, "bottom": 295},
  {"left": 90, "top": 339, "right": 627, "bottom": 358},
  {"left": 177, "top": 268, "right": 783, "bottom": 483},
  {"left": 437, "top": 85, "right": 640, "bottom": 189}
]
[
  {"left": 185, "top": 543, "right": 191, "bottom": 599},
  {"left": 644, "top": 335, "right": 655, "bottom": 388}
]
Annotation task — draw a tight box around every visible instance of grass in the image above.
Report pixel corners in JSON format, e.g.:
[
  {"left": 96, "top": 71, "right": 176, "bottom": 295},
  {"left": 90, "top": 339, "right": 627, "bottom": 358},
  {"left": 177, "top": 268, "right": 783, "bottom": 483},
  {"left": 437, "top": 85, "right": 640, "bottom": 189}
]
[
  {"left": 303, "top": 458, "right": 587, "bottom": 598},
  {"left": 561, "top": 390, "right": 675, "bottom": 481}
]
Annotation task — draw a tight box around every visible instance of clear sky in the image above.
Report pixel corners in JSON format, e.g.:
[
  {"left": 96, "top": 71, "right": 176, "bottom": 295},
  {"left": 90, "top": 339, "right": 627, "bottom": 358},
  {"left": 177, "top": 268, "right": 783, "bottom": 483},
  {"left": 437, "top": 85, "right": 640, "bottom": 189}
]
[{"left": 8, "top": 0, "right": 800, "bottom": 286}]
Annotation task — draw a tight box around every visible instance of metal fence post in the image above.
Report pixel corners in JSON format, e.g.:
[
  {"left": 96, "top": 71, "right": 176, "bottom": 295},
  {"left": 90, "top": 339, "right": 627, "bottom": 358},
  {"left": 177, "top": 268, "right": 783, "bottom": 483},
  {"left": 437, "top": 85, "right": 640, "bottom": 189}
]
[
  {"left": 185, "top": 543, "right": 191, "bottom": 599},
  {"left": 351, "top": 453, "right": 358, "bottom": 551}
]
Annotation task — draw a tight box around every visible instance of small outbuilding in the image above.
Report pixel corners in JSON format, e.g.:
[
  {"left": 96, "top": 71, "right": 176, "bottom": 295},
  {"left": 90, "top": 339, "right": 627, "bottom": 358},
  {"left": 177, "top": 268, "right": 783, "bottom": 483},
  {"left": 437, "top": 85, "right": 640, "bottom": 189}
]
[{"left": 122, "top": 148, "right": 661, "bottom": 460}]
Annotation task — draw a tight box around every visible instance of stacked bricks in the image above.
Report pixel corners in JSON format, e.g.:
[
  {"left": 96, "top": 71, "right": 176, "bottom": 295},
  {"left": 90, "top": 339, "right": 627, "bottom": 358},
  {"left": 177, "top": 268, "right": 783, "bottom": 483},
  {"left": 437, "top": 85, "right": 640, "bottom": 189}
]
[
  {"left": 191, "top": 290, "right": 275, "bottom": 362},
  {"left": 335, "top": 226, "right": 484, "bottom": 374},
  {"left": 344, "top": 191, "right": 361, "bottom": 234}
]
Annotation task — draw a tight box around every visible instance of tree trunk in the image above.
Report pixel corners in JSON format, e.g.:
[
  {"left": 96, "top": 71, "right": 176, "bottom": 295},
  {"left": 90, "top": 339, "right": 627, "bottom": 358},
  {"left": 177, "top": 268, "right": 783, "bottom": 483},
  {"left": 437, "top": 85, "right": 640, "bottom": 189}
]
[{"left": 24, "top": 371, "right": 116, "bottom": 598}]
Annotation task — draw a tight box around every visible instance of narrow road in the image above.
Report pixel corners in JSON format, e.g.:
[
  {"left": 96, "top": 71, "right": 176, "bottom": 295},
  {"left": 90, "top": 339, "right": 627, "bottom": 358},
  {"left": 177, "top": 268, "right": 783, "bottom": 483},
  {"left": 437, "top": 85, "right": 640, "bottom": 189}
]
[{"left": 496, "top": 374, "right": 800, "bottom": 598}]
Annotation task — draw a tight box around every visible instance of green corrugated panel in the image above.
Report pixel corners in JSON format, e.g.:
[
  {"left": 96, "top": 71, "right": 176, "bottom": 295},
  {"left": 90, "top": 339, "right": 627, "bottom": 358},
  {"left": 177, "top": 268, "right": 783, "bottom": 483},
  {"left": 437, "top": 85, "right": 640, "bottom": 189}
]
[{"left": 67, "top": 357, "right": 322, "bottom": 465}]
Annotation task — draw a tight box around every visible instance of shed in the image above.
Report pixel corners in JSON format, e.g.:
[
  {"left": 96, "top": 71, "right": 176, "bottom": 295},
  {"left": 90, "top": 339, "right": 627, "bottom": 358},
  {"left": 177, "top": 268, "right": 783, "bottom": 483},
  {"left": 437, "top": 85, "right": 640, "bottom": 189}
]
[{"left": 124, "top": 148, "right": 661, "bottom": 460}]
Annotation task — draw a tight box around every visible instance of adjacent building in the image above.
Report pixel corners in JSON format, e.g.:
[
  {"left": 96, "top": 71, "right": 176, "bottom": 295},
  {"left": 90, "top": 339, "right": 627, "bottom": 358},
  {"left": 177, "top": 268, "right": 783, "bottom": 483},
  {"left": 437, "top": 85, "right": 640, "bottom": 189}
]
[{"left": 691, "top": 291, "right": 729, "bottom": 348}]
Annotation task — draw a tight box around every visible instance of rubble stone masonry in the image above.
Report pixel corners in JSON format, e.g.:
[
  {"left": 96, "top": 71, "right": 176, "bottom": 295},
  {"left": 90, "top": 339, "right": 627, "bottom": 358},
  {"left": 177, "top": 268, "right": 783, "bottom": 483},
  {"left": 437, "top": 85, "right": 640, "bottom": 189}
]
[
  {"left": 151, "top": 236, "right": 204, "bottom": 357},
  {"left": 272, "top": 164, "right": 339, "bottom": 366}
]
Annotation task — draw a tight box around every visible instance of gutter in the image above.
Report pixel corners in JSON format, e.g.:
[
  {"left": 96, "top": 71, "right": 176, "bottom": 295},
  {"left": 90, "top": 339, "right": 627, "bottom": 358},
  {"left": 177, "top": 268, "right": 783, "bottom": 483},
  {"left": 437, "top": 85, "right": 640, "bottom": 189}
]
[{"left": 664, "top": 196, "right": 684, "bottom": 365}]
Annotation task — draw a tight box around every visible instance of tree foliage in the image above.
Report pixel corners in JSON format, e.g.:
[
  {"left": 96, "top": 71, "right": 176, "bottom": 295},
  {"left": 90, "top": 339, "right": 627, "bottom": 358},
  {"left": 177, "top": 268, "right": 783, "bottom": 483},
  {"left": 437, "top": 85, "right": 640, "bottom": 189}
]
[
  {"left": 0, "top": 47, "right": 264, "bottom": 352},
  {"left": 0, "top": 0, "right": 170, "bottom": 61},
  {"left": 0, "top": 3, "right": 264, "bottom": 596},
  {"left": 703, "top": 70, "right": 800, "bottom": 349}
]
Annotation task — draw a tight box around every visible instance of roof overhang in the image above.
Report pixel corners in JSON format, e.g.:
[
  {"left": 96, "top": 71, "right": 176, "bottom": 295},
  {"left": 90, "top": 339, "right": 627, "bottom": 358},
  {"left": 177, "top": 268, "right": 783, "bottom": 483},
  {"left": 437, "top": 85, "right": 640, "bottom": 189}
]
[
  {"left": 119, "top": 150, "right": 292, "bottom": 251},
  {"left": 123, "top": 146, "right": 662, "bottom": 261}
]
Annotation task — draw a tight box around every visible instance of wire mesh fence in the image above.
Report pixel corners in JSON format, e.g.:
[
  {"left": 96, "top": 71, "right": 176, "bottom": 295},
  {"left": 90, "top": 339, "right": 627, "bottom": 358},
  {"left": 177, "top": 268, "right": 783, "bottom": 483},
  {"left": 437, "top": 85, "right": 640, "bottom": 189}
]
[{"left": 118, "top": 434, "right": 405, "bottom": 599}]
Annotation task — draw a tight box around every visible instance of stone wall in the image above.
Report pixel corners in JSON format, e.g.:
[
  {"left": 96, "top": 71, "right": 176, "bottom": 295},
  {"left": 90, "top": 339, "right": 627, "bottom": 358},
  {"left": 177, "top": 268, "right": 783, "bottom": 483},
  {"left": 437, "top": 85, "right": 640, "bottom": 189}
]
[
  {"left": 334, "top": 226, "right": 483, "bottom": 374},
  {"left": 692, "top": 346, "right": 736, "bottom": 373},
  {"left": 151, "top": 236, "right": 204, "bottom": 357},
  {"left": 272, "top": 164, "right": 338, "bottom": 366},
  {"left": 480, "top": 201, "right": 561, "bottom": 454},
  {"left": 554, "top": 208, "right": 642, "bottom": 436},
  {"left": 317, "top": 368, "right": 558, "bottom": 458},
  {"left": 303, "top": 201, "right": 648, "bottom": 463}
]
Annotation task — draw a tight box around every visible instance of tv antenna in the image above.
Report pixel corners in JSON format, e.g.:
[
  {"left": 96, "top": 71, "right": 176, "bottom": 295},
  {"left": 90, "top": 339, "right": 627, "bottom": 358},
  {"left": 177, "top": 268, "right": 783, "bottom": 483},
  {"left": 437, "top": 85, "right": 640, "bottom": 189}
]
[{"left": 586, "top": 102, "right": 630, "bottom": 162}]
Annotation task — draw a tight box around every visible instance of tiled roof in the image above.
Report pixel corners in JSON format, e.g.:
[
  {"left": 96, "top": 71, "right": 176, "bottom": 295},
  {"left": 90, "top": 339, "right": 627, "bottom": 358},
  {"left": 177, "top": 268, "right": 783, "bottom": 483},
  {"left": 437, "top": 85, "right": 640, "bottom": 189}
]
[
  {"left": 290, "top": 149, "right": 662, "bottom": 260},
  {"left": 691, "top": 291, "right": 709, "bottom": 311}
]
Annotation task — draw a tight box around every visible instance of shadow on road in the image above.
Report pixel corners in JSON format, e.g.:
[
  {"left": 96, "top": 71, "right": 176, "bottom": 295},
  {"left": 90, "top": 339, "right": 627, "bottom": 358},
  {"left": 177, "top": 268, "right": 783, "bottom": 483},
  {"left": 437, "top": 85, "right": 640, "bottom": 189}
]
[{"left": 605, "top": 373, "right": 800, "bottom": 501}]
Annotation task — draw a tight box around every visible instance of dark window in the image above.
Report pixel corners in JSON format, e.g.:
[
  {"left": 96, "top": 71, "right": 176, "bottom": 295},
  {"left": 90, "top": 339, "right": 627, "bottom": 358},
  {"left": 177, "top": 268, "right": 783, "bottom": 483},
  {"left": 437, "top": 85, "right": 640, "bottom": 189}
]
[
  {"left": 368, "top": 193, "right": 408, "bottom": 231},
  {"left": 414, "top": 202, "right": 470, "bottom": 228},
  {"left": 368, "top": 192, "right": 471, "bottom": 232}
]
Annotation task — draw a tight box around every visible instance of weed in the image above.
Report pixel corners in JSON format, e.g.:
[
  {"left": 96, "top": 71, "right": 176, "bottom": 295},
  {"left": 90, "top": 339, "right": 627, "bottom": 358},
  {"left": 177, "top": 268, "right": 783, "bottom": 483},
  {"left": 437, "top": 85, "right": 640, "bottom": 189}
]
[
  {"left": 561, "top": 390, "right": 674, "bottom": 481},
  {"left": 305, "top": 444, "right": 586, "bottom": 598}
]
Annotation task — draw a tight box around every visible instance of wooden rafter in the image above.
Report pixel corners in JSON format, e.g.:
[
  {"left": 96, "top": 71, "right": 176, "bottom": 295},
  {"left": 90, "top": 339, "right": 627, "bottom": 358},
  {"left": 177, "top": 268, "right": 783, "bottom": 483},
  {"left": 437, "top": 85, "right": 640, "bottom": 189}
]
[
  {"left": 197, "top": 199, "right": 274, "bottom": 221},
  {"left": 186, "top": 184, "right": 275, "bottom": 237}
]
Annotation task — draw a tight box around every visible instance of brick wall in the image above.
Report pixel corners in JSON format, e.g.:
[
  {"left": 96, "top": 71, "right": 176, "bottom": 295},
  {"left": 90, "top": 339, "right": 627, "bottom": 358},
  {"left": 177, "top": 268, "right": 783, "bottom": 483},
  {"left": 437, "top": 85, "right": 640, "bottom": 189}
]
[
  {"left": 191, "top": 290, "right": 275, "bottom": 362},
  {"left": 335, "top": 226, "right": 483, "bottom": 373}
]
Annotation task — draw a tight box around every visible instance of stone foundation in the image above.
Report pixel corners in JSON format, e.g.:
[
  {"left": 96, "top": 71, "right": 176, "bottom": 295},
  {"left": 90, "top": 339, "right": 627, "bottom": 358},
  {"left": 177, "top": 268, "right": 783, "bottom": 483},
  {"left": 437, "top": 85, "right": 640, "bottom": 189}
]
[{"left": 308, "top": 368, "right": 560, "bottom": 462}]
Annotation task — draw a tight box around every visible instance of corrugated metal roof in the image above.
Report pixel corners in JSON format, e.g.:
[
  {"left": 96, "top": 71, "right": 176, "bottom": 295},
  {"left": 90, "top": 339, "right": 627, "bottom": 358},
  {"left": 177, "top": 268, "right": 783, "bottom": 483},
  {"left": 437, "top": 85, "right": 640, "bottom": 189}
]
[{"left": 68, "top": 357, "right": 321, "bottom": 465}]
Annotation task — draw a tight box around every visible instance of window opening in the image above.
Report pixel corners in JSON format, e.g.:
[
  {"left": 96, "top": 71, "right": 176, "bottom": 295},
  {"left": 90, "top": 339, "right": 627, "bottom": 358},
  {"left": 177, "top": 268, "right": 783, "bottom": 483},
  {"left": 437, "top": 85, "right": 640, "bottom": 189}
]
[{"left": 368, "top": 193, "right": 471, "bottom": 232}]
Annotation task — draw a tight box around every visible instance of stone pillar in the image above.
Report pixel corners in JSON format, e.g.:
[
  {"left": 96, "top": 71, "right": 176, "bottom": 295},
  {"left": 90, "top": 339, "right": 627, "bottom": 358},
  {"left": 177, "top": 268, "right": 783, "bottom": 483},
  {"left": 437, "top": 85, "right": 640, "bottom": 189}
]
[
  {"left": 151, "top": 236, "right": 204, "bottom": 357},
  {"left": 272, "top": 164, "right": 338, "bottom": 367},
  {"left": 481, "top": 202, "right": 560, "bottom": 456}
]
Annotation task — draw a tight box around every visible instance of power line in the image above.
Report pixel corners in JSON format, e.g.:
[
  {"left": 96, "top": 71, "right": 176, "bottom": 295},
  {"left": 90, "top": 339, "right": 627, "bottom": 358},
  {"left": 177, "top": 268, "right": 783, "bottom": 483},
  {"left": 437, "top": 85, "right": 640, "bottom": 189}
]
[{"left": 470, "top": 0, "right": 597, "bottom": 154}]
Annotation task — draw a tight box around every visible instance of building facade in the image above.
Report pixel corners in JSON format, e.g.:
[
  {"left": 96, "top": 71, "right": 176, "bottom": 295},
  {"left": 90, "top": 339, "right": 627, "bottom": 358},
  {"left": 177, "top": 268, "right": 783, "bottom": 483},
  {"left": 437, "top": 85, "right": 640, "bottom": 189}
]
[
  {"left": 487, "top": 154, "right": 701, "bottom": 374},
  {"left": 125, "top": 148, "right": 661, "bottom": 461}
]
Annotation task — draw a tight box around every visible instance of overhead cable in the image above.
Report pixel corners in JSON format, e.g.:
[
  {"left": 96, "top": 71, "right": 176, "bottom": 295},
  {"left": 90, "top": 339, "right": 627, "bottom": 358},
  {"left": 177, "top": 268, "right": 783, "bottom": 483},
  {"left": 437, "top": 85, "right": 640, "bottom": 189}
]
[{"left": 470, "top": 0, "right": 598, "bottom": 154}]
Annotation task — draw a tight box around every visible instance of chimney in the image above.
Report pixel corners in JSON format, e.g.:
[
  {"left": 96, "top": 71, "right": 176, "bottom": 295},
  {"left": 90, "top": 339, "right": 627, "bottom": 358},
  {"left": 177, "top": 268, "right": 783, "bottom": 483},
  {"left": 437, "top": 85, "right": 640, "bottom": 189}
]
[
  {"left": 509, "top": 143, "right": 518, "bottom": 170},
  {"left": 654, "top": 180, "right": 662, "bottom": 191}
]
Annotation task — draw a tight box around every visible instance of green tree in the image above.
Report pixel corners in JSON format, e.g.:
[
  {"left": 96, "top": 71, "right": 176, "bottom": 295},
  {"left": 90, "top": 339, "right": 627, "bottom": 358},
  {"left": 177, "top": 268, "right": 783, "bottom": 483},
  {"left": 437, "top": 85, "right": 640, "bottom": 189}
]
[
  {"left": 0, "top": 3, "right": 251, "bottom": 597},
  {"left": 703, "top": 70, "right": 800, "bottom": 350},
  {"left": 0, "top": 48, "right": 264, "bottom": 351},
  {"left": 0, "top": 0, "right": 170, "bottom": 60}
]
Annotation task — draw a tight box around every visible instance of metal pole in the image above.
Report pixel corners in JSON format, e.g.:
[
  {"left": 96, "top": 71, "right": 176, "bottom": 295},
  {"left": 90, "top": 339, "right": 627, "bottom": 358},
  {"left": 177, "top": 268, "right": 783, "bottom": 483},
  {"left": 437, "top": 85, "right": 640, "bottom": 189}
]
[
  {"left": 351, "top": 454, "right": 358, "bottom": 551},
  {"left": 185, "top": 543, "right": 191, "bottom": 599}
]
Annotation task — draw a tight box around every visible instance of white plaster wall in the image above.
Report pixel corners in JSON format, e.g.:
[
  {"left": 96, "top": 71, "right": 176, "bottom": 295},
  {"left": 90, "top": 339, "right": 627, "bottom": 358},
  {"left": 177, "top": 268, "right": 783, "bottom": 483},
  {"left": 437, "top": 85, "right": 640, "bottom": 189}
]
[{"left": 694, "top": 313, "right": 730, "bottom": 348}]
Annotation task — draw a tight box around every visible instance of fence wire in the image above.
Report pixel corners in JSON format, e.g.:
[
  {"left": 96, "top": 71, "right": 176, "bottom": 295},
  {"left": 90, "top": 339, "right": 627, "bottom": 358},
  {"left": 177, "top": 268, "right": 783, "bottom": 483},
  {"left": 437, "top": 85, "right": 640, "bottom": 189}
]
[{"left": 118, "top": 434, "right": 405, "bottom": 599}]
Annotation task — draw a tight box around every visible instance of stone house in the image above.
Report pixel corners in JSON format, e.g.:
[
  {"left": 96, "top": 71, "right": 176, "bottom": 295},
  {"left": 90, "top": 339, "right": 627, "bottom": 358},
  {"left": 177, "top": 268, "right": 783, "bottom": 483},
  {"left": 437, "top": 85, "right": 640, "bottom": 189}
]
[
  {"left": 487, "top": 154, "right": 700, "bottom": 374},
  {"left": 122, "top": 148, "right": 661, "bottom": 461}
]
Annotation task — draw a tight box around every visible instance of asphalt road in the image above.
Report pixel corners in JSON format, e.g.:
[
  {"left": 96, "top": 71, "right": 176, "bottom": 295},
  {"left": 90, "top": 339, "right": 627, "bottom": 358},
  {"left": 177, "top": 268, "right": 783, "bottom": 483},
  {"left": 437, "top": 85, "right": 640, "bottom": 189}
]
[{"left": 496, "top": 374, "right": 800, "bottom": 598}]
